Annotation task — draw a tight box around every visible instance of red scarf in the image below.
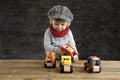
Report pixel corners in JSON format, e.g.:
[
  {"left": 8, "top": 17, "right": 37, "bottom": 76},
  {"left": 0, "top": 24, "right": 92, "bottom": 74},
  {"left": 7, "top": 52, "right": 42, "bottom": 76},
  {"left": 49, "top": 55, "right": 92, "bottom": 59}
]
[{"left": 49, "top": 25, "right": 69, "bottom": 37}]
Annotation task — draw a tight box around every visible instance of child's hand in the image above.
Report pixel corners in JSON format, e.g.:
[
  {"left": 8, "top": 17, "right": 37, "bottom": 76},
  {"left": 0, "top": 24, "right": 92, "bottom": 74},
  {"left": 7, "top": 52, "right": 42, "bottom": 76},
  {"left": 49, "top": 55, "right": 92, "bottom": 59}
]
[
  {"left": 57, "top": 48, "right": 65, "bottom": 55},
  {"left": 73, "top": 55, "right": 79, "bottom": 62}
]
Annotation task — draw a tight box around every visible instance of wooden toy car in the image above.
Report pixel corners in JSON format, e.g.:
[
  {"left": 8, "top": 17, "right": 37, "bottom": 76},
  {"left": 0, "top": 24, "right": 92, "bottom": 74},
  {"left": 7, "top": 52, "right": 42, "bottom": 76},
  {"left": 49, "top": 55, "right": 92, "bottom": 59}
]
[
  {"left": 44, "top": 52, "right": 56, "bottom": 68},
  {"left": 61, "top": 44, "right": 78, "bottom": 61},
  {"left": 59, "top": 55, "right": 73, "bottom": 73},
  {"left": 84, "top": 56, "right": 101, "bottom": 73}
]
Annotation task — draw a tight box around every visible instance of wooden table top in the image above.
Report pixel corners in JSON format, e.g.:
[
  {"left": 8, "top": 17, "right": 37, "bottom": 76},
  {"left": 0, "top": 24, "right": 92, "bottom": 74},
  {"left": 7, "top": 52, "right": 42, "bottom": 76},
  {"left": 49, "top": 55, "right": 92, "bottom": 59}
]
[{"left": 0, "top": 60, "right": 119, "bottom": 80}]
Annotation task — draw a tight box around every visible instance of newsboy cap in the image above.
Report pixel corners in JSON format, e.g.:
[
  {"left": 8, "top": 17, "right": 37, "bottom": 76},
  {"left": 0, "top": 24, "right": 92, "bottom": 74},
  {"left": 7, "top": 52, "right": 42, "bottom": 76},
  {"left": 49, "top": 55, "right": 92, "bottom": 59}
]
[{"left": 47, "top": 5, "right": 73, "bottom": 23}]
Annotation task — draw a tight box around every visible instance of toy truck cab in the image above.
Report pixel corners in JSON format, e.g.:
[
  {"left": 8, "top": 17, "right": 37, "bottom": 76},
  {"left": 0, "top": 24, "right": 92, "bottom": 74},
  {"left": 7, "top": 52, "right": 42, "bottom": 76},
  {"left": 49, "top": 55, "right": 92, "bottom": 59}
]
[
  {"left": 61, "top": 44, "right": 78, "bottom": 61},
  {"left": 44, "top": 52, "right": 56, "bottom": 68},
  {"left": 84, "top": 56, "right": 101, "bottom": 73},
  {"left": 59, "top": 55, "right": 73, "bottom": 73}
]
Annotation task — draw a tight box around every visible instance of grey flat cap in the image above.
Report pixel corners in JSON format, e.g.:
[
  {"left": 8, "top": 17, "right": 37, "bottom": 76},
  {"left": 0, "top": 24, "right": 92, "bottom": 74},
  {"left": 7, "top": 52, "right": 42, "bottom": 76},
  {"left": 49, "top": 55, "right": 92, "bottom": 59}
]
[{"left": 47, "top": 5, "right": 73, "bottom": 23}]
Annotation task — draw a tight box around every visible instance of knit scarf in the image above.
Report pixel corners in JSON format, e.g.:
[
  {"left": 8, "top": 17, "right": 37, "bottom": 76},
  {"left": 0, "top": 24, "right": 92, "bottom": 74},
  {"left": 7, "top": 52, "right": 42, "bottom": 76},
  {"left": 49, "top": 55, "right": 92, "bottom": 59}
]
[{"left": 49, "top": 25, "right": 69, "bottom": 37}]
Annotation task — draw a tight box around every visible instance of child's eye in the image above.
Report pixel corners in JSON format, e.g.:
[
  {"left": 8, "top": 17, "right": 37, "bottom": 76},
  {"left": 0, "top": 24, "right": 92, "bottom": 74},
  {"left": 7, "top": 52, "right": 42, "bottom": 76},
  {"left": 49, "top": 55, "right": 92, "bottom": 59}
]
[
  {"left": 55, "top": 24, "right": 58, "bottom": 25},
  {"left": 62, "top": 24, "right": 65, "bottom": 26}
]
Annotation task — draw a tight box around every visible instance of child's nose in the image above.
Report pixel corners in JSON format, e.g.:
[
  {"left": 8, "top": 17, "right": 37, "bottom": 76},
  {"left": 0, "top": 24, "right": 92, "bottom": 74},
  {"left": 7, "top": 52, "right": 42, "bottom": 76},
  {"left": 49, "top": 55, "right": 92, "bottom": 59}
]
[{"left": 58, "top": 26, "right": 63, "bottom": 31}]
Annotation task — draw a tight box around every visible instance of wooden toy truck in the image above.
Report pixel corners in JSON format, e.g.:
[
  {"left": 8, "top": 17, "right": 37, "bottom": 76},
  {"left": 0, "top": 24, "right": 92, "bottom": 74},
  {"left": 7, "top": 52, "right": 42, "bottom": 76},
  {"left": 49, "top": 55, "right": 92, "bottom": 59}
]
[
  {"left": 44, "top": 52, "right": 56, "bottom": 68},
  {"left": 59, "top": 55, "right": 73, "bottom": 73},
  {"left": 61, "top": 44, "right": 78, "bottom": 61},
  {"left": 84, "top": 56, "right": 101, "bottom": 73}
]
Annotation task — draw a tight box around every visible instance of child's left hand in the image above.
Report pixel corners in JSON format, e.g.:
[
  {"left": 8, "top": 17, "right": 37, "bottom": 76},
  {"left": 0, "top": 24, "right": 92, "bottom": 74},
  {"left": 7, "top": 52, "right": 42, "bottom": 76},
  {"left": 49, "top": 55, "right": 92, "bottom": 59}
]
[
  {"left": 57, "top": 48, "right": 65, "bottom": 55},
  {"left": 73, "top": 55, "right": 79, "bottom": 62}
]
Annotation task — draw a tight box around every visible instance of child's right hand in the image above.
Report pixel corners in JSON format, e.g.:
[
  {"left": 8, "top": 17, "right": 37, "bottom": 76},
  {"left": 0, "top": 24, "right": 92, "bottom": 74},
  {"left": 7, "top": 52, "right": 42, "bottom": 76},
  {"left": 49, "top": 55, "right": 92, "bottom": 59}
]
[{"left": 57, "top": 48, "right": 65, "bottom": 55}]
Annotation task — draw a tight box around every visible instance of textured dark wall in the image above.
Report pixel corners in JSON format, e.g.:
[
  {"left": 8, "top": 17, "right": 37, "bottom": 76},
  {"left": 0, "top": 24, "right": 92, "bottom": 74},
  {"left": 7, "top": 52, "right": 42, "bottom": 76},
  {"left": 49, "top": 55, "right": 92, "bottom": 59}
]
[{"left": 0, "top": 0, "right": 120, "bottom": 60}]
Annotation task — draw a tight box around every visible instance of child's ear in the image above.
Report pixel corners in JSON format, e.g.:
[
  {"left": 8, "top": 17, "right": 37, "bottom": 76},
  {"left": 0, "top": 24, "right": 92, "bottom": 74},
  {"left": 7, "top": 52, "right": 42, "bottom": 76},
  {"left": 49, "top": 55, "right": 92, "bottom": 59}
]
[
  {"left": 50, "top": 19, "right": 53, "bottom": 25},
  {"left": 67, "top": 23, "right": 71, "bottom": 26}
]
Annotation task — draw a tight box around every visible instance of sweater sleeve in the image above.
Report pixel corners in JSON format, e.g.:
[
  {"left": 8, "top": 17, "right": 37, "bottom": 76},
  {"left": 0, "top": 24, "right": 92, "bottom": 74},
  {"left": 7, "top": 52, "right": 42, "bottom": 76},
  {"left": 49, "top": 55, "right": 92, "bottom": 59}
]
[
  {"left": 44, "top": 29, "right": 59, "bottom": 53},
  {"left": 68, "top": 30, "right": 79, "bottom": 54}
]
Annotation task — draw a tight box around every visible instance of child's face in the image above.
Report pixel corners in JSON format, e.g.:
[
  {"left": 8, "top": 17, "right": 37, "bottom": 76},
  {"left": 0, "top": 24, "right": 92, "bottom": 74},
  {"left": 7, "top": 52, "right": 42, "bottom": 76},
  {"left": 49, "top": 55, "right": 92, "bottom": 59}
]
[{"left": 52, "top": 19, "right": 69, "bottom": 32}]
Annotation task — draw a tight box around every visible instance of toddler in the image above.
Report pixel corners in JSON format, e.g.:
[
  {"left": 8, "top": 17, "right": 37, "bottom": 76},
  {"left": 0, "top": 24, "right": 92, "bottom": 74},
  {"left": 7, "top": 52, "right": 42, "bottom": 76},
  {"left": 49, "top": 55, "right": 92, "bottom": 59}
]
[{"left": 44, "top": 5, "right": 79, "bottom": 61}]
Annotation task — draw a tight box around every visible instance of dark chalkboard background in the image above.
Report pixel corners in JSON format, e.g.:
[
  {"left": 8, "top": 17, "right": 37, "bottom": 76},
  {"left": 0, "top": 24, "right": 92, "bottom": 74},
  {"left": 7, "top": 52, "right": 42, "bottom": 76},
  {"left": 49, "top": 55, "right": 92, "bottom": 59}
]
[{"left": 0, "top": 0, "right": 120, "bottom": 60}]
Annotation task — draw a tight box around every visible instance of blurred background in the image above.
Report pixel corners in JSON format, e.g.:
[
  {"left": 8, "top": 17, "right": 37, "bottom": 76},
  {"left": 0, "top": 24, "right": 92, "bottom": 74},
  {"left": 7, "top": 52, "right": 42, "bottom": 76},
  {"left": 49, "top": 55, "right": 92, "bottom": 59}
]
[{"left": 0, "top": 0, "right": 120, "bottom": 60}]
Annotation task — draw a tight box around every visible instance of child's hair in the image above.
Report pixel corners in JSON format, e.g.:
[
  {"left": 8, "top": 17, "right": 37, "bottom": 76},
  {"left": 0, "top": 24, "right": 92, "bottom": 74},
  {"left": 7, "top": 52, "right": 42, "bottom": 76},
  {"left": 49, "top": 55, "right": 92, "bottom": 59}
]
[
  {"left": 47, "top": 5, "right": 73, "bottom": 23},
  {"left": 50, "top": 18, "right": 71, "bottom": 26}
]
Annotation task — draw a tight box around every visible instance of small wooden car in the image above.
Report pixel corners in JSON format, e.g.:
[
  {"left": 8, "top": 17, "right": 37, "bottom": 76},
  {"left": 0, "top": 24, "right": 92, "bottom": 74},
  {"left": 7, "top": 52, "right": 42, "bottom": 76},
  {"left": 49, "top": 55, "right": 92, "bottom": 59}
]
[
  {"left": 61, "top": 44, "right": 78, "bottom": 61},
  {"left": 84, "top": 56, "right": 101, "bottom": 73},
  {"left": 44, "top": 52, "right": 56, "bottom": 68},
  {"left": 59, "top": 55, "right": 73, "bottom": 73}
]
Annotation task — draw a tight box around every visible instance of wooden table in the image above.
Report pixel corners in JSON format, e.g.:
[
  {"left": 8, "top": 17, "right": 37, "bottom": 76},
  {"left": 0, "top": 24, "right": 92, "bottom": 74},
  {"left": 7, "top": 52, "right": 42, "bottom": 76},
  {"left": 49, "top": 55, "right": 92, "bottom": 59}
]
[{"left": 0, "top": 60, "right": 119, "bottom": 80}]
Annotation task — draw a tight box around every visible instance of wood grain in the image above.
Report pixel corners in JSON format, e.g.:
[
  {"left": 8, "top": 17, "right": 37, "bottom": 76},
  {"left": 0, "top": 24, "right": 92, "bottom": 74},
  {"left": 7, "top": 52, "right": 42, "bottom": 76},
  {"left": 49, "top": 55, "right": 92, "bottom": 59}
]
[{"left": 0, "top": 60, "right": 119, "bottom": 80}]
